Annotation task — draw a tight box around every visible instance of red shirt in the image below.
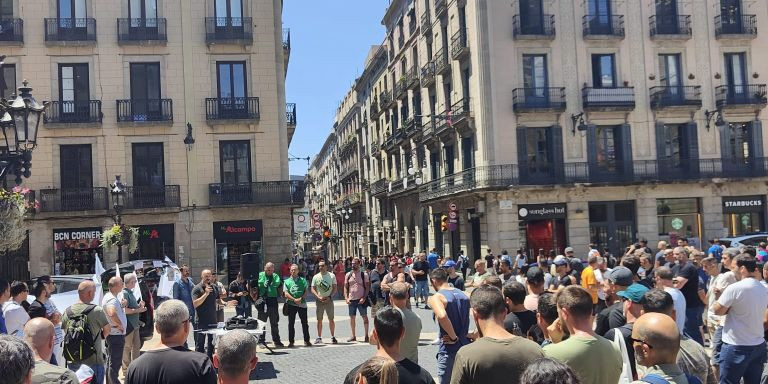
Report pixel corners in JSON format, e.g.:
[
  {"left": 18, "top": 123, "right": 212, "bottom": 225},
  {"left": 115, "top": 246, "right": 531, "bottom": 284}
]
[{"left": 280, "top": 263, "right": 291, "bottom": 277}]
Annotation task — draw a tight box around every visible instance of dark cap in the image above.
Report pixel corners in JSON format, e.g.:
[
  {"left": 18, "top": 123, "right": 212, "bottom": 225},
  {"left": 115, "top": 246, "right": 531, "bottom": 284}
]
[
  {"left": 526, "top": 267, "right": 545, "bottom": 284},
  {"left": 607, "top": 266, "right": 634, "bottom": 286}
]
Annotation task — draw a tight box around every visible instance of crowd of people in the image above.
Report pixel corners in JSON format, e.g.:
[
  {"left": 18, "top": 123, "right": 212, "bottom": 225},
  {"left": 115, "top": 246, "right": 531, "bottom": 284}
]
[{"left": 2, "top": 238, "right": 768, "bottom": 384}]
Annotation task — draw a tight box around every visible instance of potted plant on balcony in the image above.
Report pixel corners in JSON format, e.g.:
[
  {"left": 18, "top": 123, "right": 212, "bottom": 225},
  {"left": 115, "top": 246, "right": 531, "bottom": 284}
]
[
  {"left": 0, "top": 186, "right": 38, "bottom": 252},
  {"left": 100, "top": 224, "right": 139, "bottom": 254}
]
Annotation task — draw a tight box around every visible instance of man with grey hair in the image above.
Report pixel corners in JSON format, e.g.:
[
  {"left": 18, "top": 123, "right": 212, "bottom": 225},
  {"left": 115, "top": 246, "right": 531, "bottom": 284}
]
[
  {"left": 102, "top": 276, "right": 127, "bottom": 384},
  {"left": 127, "top": 299, "right": 216, "bottom": 384},
  {"left": 213, "top": 330, "right": 258, "bottom": 384},
  {"left": 388, "top": 282, "right": 421, "bottom": 363},
  {"left": 119, "top": 273, "right": 146, "bottom": 375},
  {"left": 24, "top": 318, "right": 79, "bottom": 383},
  {"left": 0, "top": 334, "right": 34, "bottom": 384}
]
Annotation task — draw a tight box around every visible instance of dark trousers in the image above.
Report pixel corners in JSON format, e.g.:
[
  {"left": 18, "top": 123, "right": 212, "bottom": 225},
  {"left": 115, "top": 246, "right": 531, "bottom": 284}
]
[
  {"left": 257, "top": 297, "right": 281, "bottom": 343},
  {"left": 195, "top": 326, "right": 215, "bottom": 358},
  {"left": 285, "top": 304, "right": 310, "bottom": 343},
  {"left": 236, "top": 299, "right": 252, "bottom": 317},
  {"left": 105, "top": 334, "right": 125, "bottom": 384}
]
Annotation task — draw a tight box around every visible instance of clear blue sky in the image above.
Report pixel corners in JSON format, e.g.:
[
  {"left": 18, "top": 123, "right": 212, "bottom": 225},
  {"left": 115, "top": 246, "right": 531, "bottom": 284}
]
[{"left": 285, "top": 1, "right": 390, "bottom": 176}]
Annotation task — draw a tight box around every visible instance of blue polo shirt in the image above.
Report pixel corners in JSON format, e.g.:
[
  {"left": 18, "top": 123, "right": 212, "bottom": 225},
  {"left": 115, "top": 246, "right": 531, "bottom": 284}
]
[{"left": 427, "top": 252, "right": 439, "bottom": 270}]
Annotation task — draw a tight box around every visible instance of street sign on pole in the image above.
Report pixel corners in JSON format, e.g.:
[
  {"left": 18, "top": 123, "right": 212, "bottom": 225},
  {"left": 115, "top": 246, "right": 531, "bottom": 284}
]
[{"left": 449, "top": 202, "right": 458, "bottom": 211}]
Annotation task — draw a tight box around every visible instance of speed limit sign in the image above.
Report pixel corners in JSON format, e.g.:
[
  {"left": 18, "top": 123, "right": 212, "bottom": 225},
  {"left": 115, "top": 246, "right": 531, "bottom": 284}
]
[
  {"left": 448, "top": 211, "right": 458, "bottom": 219},
  {"left": 449, "top": 202, "right": 458, "bottom": 211}
]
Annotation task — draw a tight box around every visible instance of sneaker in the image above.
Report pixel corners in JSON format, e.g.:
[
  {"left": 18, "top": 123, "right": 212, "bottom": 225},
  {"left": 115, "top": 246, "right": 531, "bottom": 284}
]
[
  {"left": 424, "top": 304, "right": 431, "bottom": 310},
  {"left": 314, "top": 337, "right": 323, "bottom": 345},
  {"left": 273, "top": 341, "right": 285, "bottom": 348},
  {"left": 304, "top": 341, "right": 312, "bottom": 347},
  {"left": 347, "top": 337, "right": 357, "bottom": 342},
  {"left": 364, "top": 335, "right": 369, "bottom": 343},
  {"left": 288, "top": 342, "right": 295, "bottom": 348},
  {"left": 331, "top": 336, "right": 338, "bottom": 344}
]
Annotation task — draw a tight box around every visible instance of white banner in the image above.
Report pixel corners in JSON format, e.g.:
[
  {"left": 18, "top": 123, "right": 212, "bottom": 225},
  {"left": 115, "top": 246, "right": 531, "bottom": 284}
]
[{"left": 293, "top": 208, "right": 311, "bottom": 233}]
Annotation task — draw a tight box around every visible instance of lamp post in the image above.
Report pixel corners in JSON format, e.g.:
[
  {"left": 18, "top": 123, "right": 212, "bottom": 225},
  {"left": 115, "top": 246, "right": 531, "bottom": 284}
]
[
  {"left": 0, "top": 80, "right": 47, "bottom": 187},
  {"left": 110, "top": 175, "right": 126, "bottom": 264}
]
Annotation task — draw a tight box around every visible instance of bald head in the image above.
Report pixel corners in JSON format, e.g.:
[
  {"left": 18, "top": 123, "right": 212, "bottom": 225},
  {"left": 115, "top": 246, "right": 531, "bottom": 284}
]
[
  {"left": 77, "top": 280, "right": 96, "bottom": 302},
  {"left": 108, "top": 276, "right": 124, "bottom": 294},
  {"left": 24, "top": 318, "right": 55, "bottom": 360},
  {"left": 201, "top": 269, "right": 212, "bottom": 284},
  {"left": 632, "top": 313, "right": 680, "bottom": 366}
]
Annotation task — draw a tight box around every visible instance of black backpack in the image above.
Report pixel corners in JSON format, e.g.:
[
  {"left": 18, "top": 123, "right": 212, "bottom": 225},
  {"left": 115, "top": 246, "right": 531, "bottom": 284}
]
[{"left": 63, "top": 304, "right": 98, "bottom": 363}]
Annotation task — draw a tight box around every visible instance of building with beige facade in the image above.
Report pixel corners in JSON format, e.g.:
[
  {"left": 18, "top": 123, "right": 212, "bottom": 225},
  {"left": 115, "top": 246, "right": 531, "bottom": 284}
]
[
  {"left": 0, "top": 0, "right": 303, "bottom": 282},
  {"left": 310, "top": 0, "right": 768, "bottom": 263}
]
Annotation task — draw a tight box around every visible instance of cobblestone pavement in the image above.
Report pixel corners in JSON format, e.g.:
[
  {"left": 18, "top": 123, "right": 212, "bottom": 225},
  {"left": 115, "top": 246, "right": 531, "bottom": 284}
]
[{"left": 142, "top": 296, "right": 469, "bottom": 383}]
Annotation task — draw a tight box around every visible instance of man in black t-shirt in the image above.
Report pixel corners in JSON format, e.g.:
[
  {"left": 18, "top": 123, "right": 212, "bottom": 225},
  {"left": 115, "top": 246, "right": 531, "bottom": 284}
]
[
  {"left": 671, "top": 247, "right": 705, "bottom": 345},
  {"left": 411, "top": 253, "right": 430, "bottom": 307},
  {"left": 127, "top": 299, "right": 216, "bottom": 384},
  {"left": 485, "top": 249, "right": 495, "bottom": 270},
  {"left": 192, "top": 269, "right": 219, "bottom": 357},
  {"left": 343, "top": 307, "right": 434, "bottom": 384},
  {"left": 502, "top": 282, "right": 536, "bottom": 336},
  {"left": 368, "top": 259, "right": 388, "bottom": 317}
]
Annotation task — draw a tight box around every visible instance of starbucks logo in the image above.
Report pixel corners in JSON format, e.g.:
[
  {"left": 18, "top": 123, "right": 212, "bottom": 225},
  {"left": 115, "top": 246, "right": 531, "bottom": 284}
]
[{"left": 671, "top": 218, "right": 684, "bottom": 230}]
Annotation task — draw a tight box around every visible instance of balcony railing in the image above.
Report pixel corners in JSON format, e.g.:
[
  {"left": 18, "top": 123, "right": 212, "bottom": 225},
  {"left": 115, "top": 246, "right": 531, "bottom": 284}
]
[
  {"left": 45, "top": 18, "right": 96, "bottom": 42},
  {"left": 394, "top": 78, "right": 407, "bottom": 98},
  {"left": 582, "top": 87, "right": 635, "bottom": 110},
  {"left": 434, "top": 48, "right": 449, "bottom": 75},
  {"left": 116, "top": 99, "right": 173, "bottom": 122},
  {"left": 39, "top": 188, "right": 108, "bottom": 212},
  {"left": 370, "top": 99, "right": 380, "bottom": 116},
  {"left": 406, "top": 66, "right": 419, "bottom": 89},
  {"left": 208, "top": 180, "right": 305, "bottom": 206},
  {"left": 649, "top": 86, "right": 702, "bottom": 109},
  {"left": 371, "top": 179, "right": 389, "bottom": 196},
  {"left": 286, "top": 103, "right": 297, "bottom": 125},
  {"left": 282, "top": 28, "right": 291, "bottom": 51},
  {"left": 512, "top": 87, "right": 566, "bottom": 112},
  {"left": 582, "top": 15, "right": 624, "bottom": 38},
  {"left": 44, "top": 100, "right": 102, "bottom": 124},
  {"left": 715, "top": 15, "right": 757, "bottom": 37},
  {"left": 420, "top": 12, "right": 430, "bottom": 34},
  {"left": 451, "top": 29, "right": 469, "bottom": 59},
  {"left": 449, "top": 98, "right": 470, "bottom": 125},
  {"left": 435, "top": 0, "right": 447, "bottom": 16},
  {"left": 117, "top": 18, "right": 167, "bottom": 43},
  {"left": 420, "top": 61, "right": 436, "bottom": 87},
  {"left": 512, "top": 14, "right": 555, "bottom": 39},
  {"left": 0, "top": 18, "right": 23, "bottom": 43},
  {"left": 649, "top": 15, "right": 691, "bottom": 37},
  {"left": 205, "top": 97, "right": 260, "bottom": 120},
  {"left": 124, "top": 185, "right": 180, "bottom": 209},
  {"left": 715, "top": 84, "right": 768, "bottom": 108},
  {"left": 419, "top": 165, "right": 517, "bottom": 202},
  {"left": 205, "top": 17, "right": 253, "bottom": 43},
  {"left": 380, "top": 90, "right": 393, "bottom": 107}
]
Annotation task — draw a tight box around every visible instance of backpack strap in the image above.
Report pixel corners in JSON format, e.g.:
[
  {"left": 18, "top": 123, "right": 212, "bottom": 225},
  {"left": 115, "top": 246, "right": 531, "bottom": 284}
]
[{"left": 641, "top": 374, "right": 670, "bottom": 384}]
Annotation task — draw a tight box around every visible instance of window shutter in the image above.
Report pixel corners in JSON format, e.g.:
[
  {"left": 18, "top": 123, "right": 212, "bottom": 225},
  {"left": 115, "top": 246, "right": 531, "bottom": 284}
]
[
  {"left": 684, "top": 121, "right": 700, "bottom": 176},
  {"left": 516, "top": 126, "right": 528, "bottom": 182},
  {"left": 719, "top": 120, "right": 732, "bottom": 160},
  {"left": 550, "top": 125, "right": 564, "bottom": 181},
  {"left": 586, "top": 124, "right": 598, "bottom": 179},
  {"left": 655, "top": 122, "right": 667, "bottom": 163},
  {"left": 750, "top": 119, "right": 764, "bottom": 175},
  {"left": 619, "top": 123, "right": 633, "bottom": 178}
]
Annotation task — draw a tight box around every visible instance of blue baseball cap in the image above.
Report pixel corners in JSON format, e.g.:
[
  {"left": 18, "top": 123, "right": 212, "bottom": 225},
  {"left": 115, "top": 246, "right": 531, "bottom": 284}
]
[{"left": 443, "top": 260, "right": 457, "bottom": 268}]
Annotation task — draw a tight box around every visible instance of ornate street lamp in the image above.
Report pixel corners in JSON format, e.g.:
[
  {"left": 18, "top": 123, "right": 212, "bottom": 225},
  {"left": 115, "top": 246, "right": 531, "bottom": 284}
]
[
  {"left": 0, "top": 80, "right": 47, "bottom": 186},
  {"left": 111, "top": 175, "right": 127, "bottom": 263}
]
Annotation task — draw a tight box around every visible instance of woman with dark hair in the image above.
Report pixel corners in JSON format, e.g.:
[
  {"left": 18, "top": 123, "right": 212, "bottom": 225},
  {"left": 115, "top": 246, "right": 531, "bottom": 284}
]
[
  {"left": 356, "top": 356, "right": 398, "bottom": 384},
  {"left": 520, "top": 357, "right": 581, "bottom": 384}
]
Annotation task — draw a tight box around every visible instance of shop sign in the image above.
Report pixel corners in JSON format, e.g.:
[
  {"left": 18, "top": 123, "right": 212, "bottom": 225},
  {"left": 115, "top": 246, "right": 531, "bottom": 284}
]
[
  {"left": 213, "top": 220, "right": 263, "bottom": 241},
  {"left": 722, "top": 196, "right": 766, "bottom": 214},
  {"left": 517, "top": 203, "right": 567, "bottom": 220},
  {"left": 671, "top": 218, "right": 684, "bottom": 230},
  {"left": 138, "top": 224, "right": 174, "bottom": 240},
  {"left": 53, "top": 228, "right": 102, "bottom": 241}
]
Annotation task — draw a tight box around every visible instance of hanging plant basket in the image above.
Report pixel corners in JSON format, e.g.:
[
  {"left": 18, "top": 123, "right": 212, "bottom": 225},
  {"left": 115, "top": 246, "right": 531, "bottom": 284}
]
[
  {"left": 101, "top": 224, "right": 139, "bottom": 254},
  {"left": 0, "top": 187, "right": 38, "bottom": 253}
]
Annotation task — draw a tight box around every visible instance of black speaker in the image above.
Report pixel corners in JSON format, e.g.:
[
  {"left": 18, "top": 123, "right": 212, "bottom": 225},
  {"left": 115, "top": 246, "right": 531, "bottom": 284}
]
[{"left": 240, "top": 253, "right": 261, "bottom": 281}]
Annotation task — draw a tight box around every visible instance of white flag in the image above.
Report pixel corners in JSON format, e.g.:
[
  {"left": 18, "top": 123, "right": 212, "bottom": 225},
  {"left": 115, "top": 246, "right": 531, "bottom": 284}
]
[{"left": 91, "top": 253, "right": 105, "bottom": 305}]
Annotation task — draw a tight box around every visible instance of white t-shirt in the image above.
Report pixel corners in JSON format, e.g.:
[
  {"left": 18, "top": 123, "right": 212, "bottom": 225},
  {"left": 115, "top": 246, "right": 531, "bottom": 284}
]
[
  {"left": 664, "top": 287, "right": 687, "bottom": 335},
  {"left": 718, "top": 277, "right": 768, "bottom": 346},
  {"left": 102, "top": 292, "right": 127, "bottom": 336},
  {"left": 706, "top": 271, "right": 737, "bottom": 326},
  {"left": 2, "top": 300, "right": 30, "bottom": 337},
  {"left": 595, "top": 269, "right": 606, "bottom": 300}
]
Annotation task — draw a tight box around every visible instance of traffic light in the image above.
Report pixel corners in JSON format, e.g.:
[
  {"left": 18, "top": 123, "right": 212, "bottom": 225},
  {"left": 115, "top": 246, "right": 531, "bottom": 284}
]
[
  {"left": 440, "top": 214, "right": 449, "bottom": 232},
  {"left": 323, "top": 227, "right": 332, "bottom": 241}
]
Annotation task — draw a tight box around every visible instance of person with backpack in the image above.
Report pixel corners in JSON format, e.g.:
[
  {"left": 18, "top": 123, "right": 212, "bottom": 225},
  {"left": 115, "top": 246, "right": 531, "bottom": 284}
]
[
  {"left": 344, "top": 257, "right": 370, "bottom": 343},
  {"left": 62, "top": 280, "right": 110, "bottom": 384},
  {"left": 631, "top": 312, "right": 700, "bottom": 384}
]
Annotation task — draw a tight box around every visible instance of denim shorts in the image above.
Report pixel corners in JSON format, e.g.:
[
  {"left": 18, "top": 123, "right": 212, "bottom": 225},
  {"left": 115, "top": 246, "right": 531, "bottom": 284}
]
[
  {"left": 415, "top": 280, "right": 429, "bottom": 298},
  {"left": 348, "top": 300, "right": 369, "bottom": 317}
]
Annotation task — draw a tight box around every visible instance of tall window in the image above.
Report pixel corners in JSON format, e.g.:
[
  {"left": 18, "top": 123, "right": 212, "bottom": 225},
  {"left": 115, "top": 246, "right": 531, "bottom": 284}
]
[
  {"left": 0, "top": 64, "right": 15, "bottom": 99},
  {"left": 461, "top": 136, "right": 474, "bottom": 170},
  {"left": 724, "top": 53, "right": 747, "bottom": 97},
  {"left": 217, "top": 61, "right": 247, "bottom": 115},
  {"left": 526, "top": 127, "right": 552, "bottom": 175},
  {"left": 655, "top": 0, "right": 679, "bottom": 34},
  {"left": 129, "top": 0, "right": 158, "bottom": 28},
  {"left": 60, "top": 144, "right": 92, "bottom": 189},
  {"left": 215, "top": 0, "right": 242, "bottom": 26},
  {"left": 725, "top": 122, "right": 751, "bottom": 162},
  {"left": 659, "top": 124, "right": 684, "bottom": 166},
  {"left": 130, "top": 62, "right": 161, "bottom": 117},
  {"left": 523, "top": 54, "right": 548, "bottom": 102},
  {"left": 220, "top": 140, "right": 251, "bottom": 184},
  {"left": 588, "top": 0, "right": 612, "bottom": 33},
  {"left": 0, "top": 0, "right": 12, "bottom": 18},
  {"left": 444, "top": 145, "right": 454, "bottom": 175},
  {"left": 595, "top": 125, "right": 618, "bottom": 171},
  {"left": 59, "top": 63, "right": 90, "bottom": 116},
  {"left": 591, "top": 54, "right": 616, "bottom": 88},
  {"left": 58, "top": 0, "right": 86, "bottom": 19},
  {"left": 519, "top": 0, "right": 544, "bottom": 34},
  {"left": 132, "top": 143, "right": 164, "bottom": 187}
]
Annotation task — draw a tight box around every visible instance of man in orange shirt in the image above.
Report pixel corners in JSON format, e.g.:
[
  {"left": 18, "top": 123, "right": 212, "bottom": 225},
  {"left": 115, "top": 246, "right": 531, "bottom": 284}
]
[{"left": 580, "top": 255, "right": 599, "bottom": 311}]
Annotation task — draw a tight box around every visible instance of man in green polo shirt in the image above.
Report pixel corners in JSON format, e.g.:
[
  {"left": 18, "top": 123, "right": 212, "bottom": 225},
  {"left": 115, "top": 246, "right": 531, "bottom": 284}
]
[
  {"left": 257, "top": 262, "right": 284, "bottom": 347},
  {"left": 311, "top": 260, "right": 338, "bottom": 344}
]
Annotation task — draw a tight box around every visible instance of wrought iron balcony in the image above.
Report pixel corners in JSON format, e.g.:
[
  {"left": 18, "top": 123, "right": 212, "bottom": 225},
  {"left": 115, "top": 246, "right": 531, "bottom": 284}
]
[
  {"left": 205, "top": 17, "right": 253, "bottom": 44},
  {"left": 715, "top": 15, "right": 757, "bottom": 38},
  {"left": 512, "top": 14, "right": 555, "bottom": 39},
  {"left": 0, "top": 18, "right": 23, "bottom": 44},
  {"left": 208, "top": 180, "right": 306, "bottom": 206},
  {"left": 434, "top": 48, "right": 449, "bottom": 75},
  {"left": 582, "top": 15, "right": 624, "bottom": 38},
  {"left": 406, "top": 66, "right": 419, "bottom": 89},
  {"left": 715, "top": 84, "right": 767, "bottom": 108},
  {"left": 117, "top": 18, "right": 167, "bottom": 43},
  {"left": 451, "top": 29, "right": 469, "bottom": 60},
  {"left": 205, "top": 97, "right": 260, "bottom": 120},
  {"left": 419, "top": 165, "right": 517, "bottom": 202},
  {"left": 582, "top": 87, "right": 635, "bottom": 110},
  {"left": 123, "top": 185, "right": 180, "bottom": 209},
  {"left": 420, "top": 12, "right": 430, "bottom": 34},
  {"left": 435, "top": 0, "right": 447, "bottom": 17},
  {"left": 420, "top": 61, "right": 436, "bottom": 87},
  {"left": 448, "top": 99, "right": 471, "bottom": 128},
  {"left": 39, "top": 187, "right": 108, "bottom": 212},
  {"left": 394, "top": 78, "right": 407, "bottom": 99},
  {"left": 286, "top": 103, "right": 297, "bottom": 126},
  {"left": 512, "top": 87, "right": 566, "bottom": 112},
  {"left": 649, "top": 86, "right": 701, "bottom": 109},
  {"left": 116, "top": 99, "right": 173, "bottom": 122},
  {"left": 649, "top": 15, "right": 691, "bottom": 38},
  {"left": 371, "top": 179, "right": 389, "bottom": 196},
  {"left": 370, "top": 99, "right": 380, "bottom": 116},
  {"left": 44, "top": 100, "right": 102, "bottom": 124},
  {"left": 380, "top": 90, "right": 393, "bottom": 108},
  {"left": 44, "top": 18, "right": 96, "bottom": 42}
]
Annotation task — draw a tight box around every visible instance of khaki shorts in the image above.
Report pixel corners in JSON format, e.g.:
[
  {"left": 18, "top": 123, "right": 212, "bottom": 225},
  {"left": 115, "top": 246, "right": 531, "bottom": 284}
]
[{"left": 316, "top": 298, "right": 335, "bottom": 321}]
